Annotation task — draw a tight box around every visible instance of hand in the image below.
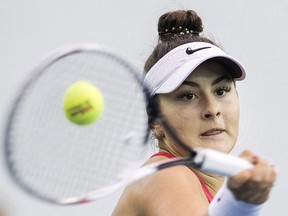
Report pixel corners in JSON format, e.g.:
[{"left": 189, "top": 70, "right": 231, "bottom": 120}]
[{"left": 227, "top": 150, "right": 277, "bottom": 204}]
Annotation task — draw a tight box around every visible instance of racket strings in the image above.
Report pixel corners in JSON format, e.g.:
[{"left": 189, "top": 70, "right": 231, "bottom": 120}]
[{"left": 6, "top": 51, "right": 151, "bottom": 200}]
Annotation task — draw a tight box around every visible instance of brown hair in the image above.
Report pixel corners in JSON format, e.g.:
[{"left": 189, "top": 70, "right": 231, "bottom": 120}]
[{"left": 144, "top": 10, "right": 218, "bottom": 74}]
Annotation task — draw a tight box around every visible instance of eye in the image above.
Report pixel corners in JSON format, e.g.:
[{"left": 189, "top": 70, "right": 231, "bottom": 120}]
[
  {"left": 177, "top": 92, "right": 197, "bottom": 101},
  {"left": 215, "top": 86, "right": 231, "bottom": 96}
]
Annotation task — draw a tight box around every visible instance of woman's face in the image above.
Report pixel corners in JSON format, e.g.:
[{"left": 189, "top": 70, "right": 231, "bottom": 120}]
[{"left": 158, "top": 60, "right": 240, "bottom": 155}]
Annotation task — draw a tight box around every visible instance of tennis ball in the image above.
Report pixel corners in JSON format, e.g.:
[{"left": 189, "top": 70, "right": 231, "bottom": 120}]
[{"left": 63, "top": 81, "right": 104, "bottom": 125}]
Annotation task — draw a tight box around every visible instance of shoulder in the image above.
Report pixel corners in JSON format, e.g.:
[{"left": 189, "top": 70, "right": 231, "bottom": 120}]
[{"left": 113, "top": 156, "right": 209, "bottom": 216}]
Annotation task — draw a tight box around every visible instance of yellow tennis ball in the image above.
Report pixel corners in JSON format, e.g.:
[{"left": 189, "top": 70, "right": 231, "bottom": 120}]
[{"left": 63, "top": 81, "right": 104, "bottom": 125}]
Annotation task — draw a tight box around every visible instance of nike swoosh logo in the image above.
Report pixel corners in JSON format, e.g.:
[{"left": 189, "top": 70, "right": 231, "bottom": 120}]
[{"left": 186, "top": 46, "right": 211, "bottom": 55}]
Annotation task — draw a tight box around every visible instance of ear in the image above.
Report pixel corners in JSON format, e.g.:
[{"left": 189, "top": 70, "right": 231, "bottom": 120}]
[{"left": 150, "top": 122, "right": 165, "bottom": 139}]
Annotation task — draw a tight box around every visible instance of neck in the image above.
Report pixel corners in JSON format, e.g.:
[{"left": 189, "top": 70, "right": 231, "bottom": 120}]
[{"left": 159, "top": 140, "right": 190, "bottom": 157}]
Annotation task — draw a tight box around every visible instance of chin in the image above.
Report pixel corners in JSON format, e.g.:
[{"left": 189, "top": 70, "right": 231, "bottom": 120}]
[
  {"left": 199, "top": 134, "right": 236, "bottom": 153},
  {"left": 201, "top": 140, "right": 234, "bottom": 154}
]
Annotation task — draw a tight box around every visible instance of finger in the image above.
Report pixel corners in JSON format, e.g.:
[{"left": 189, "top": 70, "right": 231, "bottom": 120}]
[
  {"left": 239, "top": 150, "right": 259, "bottom": 164},
  {"left": 252, "top": 160, "right": 277, "bottom": 188}
]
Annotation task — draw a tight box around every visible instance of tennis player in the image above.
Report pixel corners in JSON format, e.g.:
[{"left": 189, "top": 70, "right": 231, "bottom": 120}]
[{"left": 112, "top": 10, "right": 276, "bottom": 216}]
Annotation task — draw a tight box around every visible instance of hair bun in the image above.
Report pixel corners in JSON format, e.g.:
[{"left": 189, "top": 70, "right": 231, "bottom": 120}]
[{"left": 158, "top": 10, "right": 203, "bottom": 41}]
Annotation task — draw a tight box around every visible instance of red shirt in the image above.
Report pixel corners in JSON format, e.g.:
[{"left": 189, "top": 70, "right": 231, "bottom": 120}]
[{"left": 150, "top": 152, "right": 214, "bottom": 203}]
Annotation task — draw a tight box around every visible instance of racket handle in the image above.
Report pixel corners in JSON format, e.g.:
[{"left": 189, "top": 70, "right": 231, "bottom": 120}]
[{"left": 194, "top": 148, "right": 253, "bottom": 176}]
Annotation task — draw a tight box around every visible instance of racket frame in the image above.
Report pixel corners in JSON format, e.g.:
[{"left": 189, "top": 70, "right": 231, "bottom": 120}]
[{"left": 3, "top": 43, "right": 253, "bottom": 205}]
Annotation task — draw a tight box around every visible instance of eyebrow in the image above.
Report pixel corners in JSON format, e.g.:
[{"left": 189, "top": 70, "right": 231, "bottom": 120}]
[
  {"left": 182, "top": 75, "right": 232, "bottom": 87},
  {"left": 211, "top": 75, "right": 232, "bottom": 86}
]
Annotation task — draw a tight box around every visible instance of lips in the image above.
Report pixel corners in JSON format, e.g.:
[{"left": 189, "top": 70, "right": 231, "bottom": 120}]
[{"left": 201, "top": 129, "right": 225, "bottom": 136}]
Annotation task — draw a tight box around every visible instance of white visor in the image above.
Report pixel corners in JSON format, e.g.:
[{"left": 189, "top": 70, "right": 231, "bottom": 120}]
[{"left": 144, "top": 42, "right": 246, "bottom": 97}]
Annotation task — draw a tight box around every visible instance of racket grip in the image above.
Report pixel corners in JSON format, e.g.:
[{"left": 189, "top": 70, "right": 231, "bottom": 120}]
[{"left": 194, "top": 148, "right": 253, "bottom": 176}]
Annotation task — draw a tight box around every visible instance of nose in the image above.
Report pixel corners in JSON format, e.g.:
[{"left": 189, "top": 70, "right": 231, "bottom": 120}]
[
  {"left": 204, "top": 111, "right": 221, "bottom": 119},
  {"left": 201, "top": 97, "right": 221, "bottom": 120}
]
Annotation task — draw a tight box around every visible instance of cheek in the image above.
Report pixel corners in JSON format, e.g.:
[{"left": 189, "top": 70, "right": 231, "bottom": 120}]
[
  {"left": 225, "top": 97, "right": 240, "bottom": 136},
  {"left": 164, "top": 106, "right": 200, "bottom": 140}
]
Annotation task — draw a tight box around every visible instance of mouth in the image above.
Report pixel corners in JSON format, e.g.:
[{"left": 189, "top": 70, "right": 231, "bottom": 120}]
[{"left": 201, "top": 128, "right": 225, "bottom": 136}]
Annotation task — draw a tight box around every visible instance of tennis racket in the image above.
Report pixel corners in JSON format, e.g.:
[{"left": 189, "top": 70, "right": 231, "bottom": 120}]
[{"left": 3, "top": 43, "right": 252, "bottom": 205}]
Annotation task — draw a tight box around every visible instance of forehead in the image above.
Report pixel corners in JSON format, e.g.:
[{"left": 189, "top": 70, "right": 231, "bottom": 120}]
[{"left": 186, "top": 60, "right": 231, "bottom": 81}]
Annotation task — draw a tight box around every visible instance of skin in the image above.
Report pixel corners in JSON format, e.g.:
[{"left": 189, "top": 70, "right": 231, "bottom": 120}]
[
  {"left": 157, "top": 61, "right": 240, "bottom": 155},
  {"left": 112, "top": 61, "right": 276, "bottom": 216}
]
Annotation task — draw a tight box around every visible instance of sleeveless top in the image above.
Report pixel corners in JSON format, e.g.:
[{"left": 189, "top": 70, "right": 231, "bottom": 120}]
[{"left": 150, "top": 152, "right": 214, "bottom": 203}]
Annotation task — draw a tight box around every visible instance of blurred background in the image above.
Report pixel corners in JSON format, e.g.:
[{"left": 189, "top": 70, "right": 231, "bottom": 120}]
[{"left": 1, "top": 0, "right": 287, "bottom": 215}]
